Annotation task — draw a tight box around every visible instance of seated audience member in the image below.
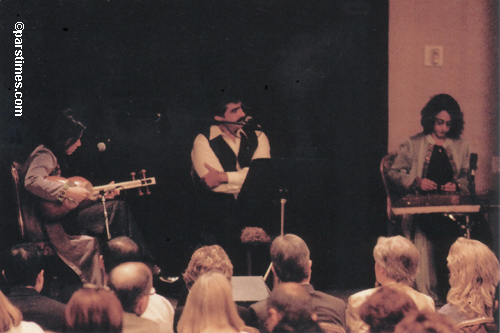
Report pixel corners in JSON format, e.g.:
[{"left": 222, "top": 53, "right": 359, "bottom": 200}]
[
  {"left": 174, "top": 245, "right": 252, "bottom": 331},
  {"left": 2, "top": 243, "right": 66, "bottom": 332},
  {"left": 394, "top": 312, "right": 457, "bottom": 333},
  {"left": 346, "top": 236, "right": 435, "bottom": 333},
  {"left": 265, "top": 282, "right": 324, "bottom": 333},
  {"left": 438, "top": 237, "right": 499, "bottom": 332},
  {"left": 177, "top": 271, "right": 249, "bottom": 333},
  {"left": 65, "top": 286, "right": 123, "bottom": 332},
  {"left": 359, "top": 284, "right": 418, "bottom": 333},
  {"left": 0, "top": 289, "right": 43, "bottom": 333},
  {"left": 108, "top": 262, "right": 171, "bottom": 333},
  {"left": 250, "top": 234, "right": 345, "bottom": 332},
  {"left": 102, "top": 236, "right": 174, "bottom": 329}
]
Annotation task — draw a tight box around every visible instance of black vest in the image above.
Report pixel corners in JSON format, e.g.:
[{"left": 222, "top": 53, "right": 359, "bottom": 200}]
[{"left": 202, "top": 128, "right": 259, "bottom": 172}]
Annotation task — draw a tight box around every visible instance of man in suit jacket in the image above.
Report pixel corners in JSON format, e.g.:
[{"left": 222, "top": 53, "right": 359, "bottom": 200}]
[
  {"left": 249, "top": 234, "right": 346, "bottom": 332},
  {"left": 108, "top": 262, "right": 171, "bottom": 333},
  {"left": 2, "top": 243, "right": 66, "bottom": 332}
]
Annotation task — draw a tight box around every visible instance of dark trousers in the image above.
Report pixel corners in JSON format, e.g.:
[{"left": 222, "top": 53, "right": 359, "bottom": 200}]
[{"left": 61, "top": 199, "right": 154, "bottom": 263}]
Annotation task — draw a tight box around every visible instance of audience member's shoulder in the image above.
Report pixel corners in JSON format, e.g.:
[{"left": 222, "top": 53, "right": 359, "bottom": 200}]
[
  {"left": 123, "top": 312, "right": 169, "bottom": 333},
  {"left": 311, "top": 288, "right": 346, "bottom": 307},
  {"left": 7, "top": 321, "right": 44, "bottom": 333},
  {"left": 405, "top": 286, "right": 435, "bottom": 312},
  {"left": 347, "top": 287, "right": 377, "bottom": 306}
]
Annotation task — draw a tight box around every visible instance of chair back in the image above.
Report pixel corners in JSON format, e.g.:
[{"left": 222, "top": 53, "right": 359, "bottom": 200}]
[
  {"left": 456, "top": 316, "right": 495, "bottom": 333},
  {"left": 318, "top": 322, "right": 346, "bottom": 333},
  {"left": 11, "top": 162, "right": 27, "bottom": 239},
  {"left": 380, "top": 152, "right": 398, "bottom": 221},
  {"left": 11, "top": 161, "right": 47, "bottom": 242}
]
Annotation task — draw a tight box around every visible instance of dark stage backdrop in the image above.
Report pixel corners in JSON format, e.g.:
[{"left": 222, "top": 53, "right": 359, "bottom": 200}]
[{"left": 1, "top": 0, "right": 388, "bottom": 290}]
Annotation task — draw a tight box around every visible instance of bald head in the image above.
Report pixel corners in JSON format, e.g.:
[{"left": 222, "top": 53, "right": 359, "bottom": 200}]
[{"left": 108, "top": 262, "right": 152, "bottom": 314}]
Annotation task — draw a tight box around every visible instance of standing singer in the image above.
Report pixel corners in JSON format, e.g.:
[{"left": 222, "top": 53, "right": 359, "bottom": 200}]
[{"left": 191, "top": 95, "right": 270, "bottom": 263}]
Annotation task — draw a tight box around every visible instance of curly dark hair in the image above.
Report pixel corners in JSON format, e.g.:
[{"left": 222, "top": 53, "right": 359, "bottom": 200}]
[
  {"left": 420, "top": 94, "right": 464, "bottom": 139},
  {"left": 42, "top": 108, "right": 86, "bottom": 159}
]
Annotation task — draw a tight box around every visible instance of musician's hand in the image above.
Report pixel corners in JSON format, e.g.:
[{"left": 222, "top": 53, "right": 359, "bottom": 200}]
[
  {"left": 66, "top": 186, "right": 90, "bottom": 203},
  {"left": 103, "top": 181, "right": 120, "bottom": 200},
  {"left": 201, "top": 163, "right": 228, "bottom": 189},
  {"left": 441, "top": 182, "right": 457, "bottom": 192},
  {"left": 418, "top": 178, "right": 438, "bottom": 191}
]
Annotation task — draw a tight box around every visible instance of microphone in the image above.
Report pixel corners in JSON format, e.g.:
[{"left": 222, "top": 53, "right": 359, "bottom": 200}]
[
  {"left": 468, "top": 153, "right": 478, "bottom": 196},
  {"left": 242, "top": 116, "right": 262, "bottom": 131},
  {"left": 213, "top": 116, "right": 262, "bottom": 130},
  {"left": 97, "top": 142, "right": 106, "bottom": 152}
]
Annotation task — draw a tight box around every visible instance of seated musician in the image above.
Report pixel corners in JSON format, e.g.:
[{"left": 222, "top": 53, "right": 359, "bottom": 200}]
[
  {"left": 22, "top": 109, "right": 154, "bottom": 286},
  {"left": 387, "top": 93, "right": 472, "bottom": 303}
]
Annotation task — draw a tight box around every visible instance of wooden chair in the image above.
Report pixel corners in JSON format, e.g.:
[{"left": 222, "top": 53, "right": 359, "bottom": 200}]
[
  {"left": 10, "top": 161, "right": 53, "bottom": 254},
  {"left": 11, "top": 161, "right": 27, "bottom": 240},
  {"left": 380, "top": 152, "right": 400, "bottom": 235},
  {"left": 318, "top": 322, "right": 346, "bottom": 333},
  {"left": 456, "top": 316, "right": 496, "bottom": 333}
]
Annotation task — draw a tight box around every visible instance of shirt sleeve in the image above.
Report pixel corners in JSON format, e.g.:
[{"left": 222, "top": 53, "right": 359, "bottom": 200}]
[
  {"left": 191, "top": 131, "right": 271, "bottom": 194},
  {"left": 24, "top": 148, "right": 65, "bottom": 201},
  {"left": 387, "top": 138, "right": 417, "bottom": 191}
]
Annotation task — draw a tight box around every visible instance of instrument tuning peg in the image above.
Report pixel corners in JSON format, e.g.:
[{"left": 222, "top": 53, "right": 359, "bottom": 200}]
[
  {"left": 141, "top": 169, "right": 151, "bottom": 195},
  {"left": 131, "top": 171, "right": 143, "bottom": 196}
]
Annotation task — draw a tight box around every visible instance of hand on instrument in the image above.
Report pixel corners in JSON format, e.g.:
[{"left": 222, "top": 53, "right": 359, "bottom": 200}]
[
  {"left": 66, "top": 186, "right": 90, "bottom": 203},
  {"left": 102, "top": 181, "right": 120, "bottom": 200},
  {"left": 201, "top": 163, "right": 228, "bottom": 189},
  {"left": 416, "top": 177, "right": 438, "bottom": 192},
  {"left": 441, "top": 182, "right": 457, "bottom": 192}
]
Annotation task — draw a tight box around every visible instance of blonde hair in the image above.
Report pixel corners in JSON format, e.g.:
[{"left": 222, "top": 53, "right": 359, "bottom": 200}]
[
  {"left": 373, "top": 236, "right": 420, "bottom": 286},
  {"left": 447, "top": 237, "right": 500, "bottom": 318},
  {"left": 177, "top": 271, "right": 245, "bottom": 333},
  {"left": 182, "top": 245, "right": 233, "bottom": 289},
  {"left": 0, "top": 290, "right": 22, "bottom": 332}
]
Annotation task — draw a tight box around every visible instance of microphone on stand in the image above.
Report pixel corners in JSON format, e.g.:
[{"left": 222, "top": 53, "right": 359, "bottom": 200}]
[
  {"left": 242, "top": 116, "right": 262, "bottom": 131},
  {"left": 468, "top": 153, "right": 478, "bottom": 197},
  {"left": 97, "top": 142, "right": 107, "bottom": 152}
]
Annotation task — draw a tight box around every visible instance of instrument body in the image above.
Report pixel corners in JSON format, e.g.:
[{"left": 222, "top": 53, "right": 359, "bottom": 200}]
[{"left": 39, "top": 175, "right": 156, "bottom": 220}]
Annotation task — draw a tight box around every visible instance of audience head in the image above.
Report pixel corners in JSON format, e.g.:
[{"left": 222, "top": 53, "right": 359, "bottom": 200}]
[
  {"left": 373, "top": 236, "right": 420, "bottom": 286},
  {"left": 447, "top": 237, "right": 500, "bottom": 318},
  {"left": 394, "top": 312, "right": 457, "bottom": 333},
  {"left": 270, "top": 234, "right": 311, "bottom": 283},
  {"left": 102, "top": 236, "right": 142, "bottom": 275},
  {"left": 177, "top": 271, "right": 245, "bottom": 333},
  {"left": 2, "top": 243, "right": 44, "bottom": 290},
  {"left": 182, "top": 245, "right": 233, "bottom": 290},
  {"left": 65, "top": 286, "right": 123, "bottom": 333},
  {"left": 108, "top": 262, "right": 152, "bottom": 315},
  {"left": 420, "top": 93, "right": 464, "bottom": 139},
  {"left": 0, "top": 290, "right": 22, "bottom": 332},
  {"left": 266, "top": 282, "right": 321, "bottom": 333},
  {"left": 359, "top": 284, "right": 418, "bottom": 333}
]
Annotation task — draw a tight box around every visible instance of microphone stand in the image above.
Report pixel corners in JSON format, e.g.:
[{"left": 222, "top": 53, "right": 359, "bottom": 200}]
[
  {"left": 263, "top": 188, "right": 288, "bottom": 282},
  {"left": 100, "top": 191, "right": 112, "bottom": 240}
]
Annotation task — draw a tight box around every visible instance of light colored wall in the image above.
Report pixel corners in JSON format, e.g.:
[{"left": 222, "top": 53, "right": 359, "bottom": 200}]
[{"left": 389, "top": 0, "right": 498, "bottom": 194}]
